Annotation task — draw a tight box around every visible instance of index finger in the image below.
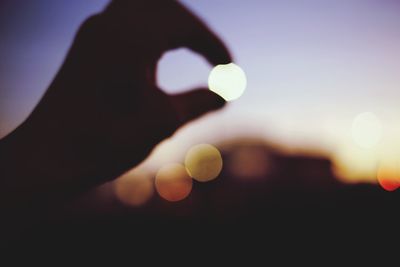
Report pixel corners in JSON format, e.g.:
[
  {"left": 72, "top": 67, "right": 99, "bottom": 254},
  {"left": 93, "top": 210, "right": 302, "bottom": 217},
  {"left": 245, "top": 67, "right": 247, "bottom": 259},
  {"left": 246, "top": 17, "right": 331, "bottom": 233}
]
[{"left": 167, "top": 1, "right": 233, "bottom": 66}]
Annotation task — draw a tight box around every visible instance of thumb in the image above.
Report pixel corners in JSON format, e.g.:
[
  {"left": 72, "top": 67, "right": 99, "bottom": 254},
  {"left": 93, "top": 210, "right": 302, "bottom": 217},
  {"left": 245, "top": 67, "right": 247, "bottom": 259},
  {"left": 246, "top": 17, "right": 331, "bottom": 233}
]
[{"left": 169, "top": 88, "right": 226, "bottom": 126}]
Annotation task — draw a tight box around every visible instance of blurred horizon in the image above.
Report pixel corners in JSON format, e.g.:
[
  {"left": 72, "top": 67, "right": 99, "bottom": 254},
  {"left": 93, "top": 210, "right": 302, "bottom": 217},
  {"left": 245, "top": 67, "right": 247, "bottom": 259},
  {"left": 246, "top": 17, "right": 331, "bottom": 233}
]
[{"left": 1, "top": 0, "right": 400, "bottom": 184}]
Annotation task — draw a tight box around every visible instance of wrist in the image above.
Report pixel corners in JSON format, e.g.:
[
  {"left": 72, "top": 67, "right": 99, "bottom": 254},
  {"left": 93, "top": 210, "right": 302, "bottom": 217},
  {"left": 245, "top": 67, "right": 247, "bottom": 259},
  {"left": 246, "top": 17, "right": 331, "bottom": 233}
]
[
  {"left": 0, "top": 125, "right": 67, "bottom": 239},
  {"left": 0, "top": 120, "right": 75, "bottom": 210},
  {"left": 0, "top": 124, "right": 44, "bottom": 207}
]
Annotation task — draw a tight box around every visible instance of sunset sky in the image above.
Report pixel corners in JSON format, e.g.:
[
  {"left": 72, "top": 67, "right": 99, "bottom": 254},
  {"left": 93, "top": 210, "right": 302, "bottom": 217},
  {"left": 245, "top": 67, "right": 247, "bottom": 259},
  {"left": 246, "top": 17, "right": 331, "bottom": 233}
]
[{"left": 1, "top": 0, "right": 400, "bottom": 183}]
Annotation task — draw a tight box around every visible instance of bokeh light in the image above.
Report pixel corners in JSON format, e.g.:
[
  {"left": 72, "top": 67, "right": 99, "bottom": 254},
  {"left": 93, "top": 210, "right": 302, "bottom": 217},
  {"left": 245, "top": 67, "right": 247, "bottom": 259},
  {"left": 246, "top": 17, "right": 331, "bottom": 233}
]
[
  {"left": 227, "top": 146, "right": 270, "bottom": 179},
  {"left": 208, "top": 63, "right": 247, "bottom": 101},
  {"left": 351, "top": 112, "right": 382, "bottom": 149},
  {"left": 377, "top": 159, "right": 400, "bottom": 191},
  {"left": 185, "top": 144, "right": 223, "bottom": 182},
  {"left": 155, "top": 163, "right": 193, "bottom": 202},
  {"left": 114, "top": 169, "right": 154, "bottom": 207},
  {"left": 333, "top": 143, "right": 379, "bottom": 183}
]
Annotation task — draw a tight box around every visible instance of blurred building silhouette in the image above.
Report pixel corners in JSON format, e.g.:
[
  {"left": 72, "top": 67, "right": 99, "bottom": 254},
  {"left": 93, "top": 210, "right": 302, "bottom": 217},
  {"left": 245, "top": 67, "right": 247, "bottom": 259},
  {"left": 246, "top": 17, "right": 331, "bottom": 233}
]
[{"left": 5, "top": 137, "right": 400, "bottom": 253}]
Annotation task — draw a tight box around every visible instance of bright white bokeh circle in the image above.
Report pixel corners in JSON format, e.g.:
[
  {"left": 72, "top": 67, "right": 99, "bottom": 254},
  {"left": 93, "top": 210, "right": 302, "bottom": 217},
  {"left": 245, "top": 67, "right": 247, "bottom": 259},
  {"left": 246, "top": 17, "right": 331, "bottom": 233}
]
[{"left": 208, "top": 63, "right": 247, "bottom": 101}]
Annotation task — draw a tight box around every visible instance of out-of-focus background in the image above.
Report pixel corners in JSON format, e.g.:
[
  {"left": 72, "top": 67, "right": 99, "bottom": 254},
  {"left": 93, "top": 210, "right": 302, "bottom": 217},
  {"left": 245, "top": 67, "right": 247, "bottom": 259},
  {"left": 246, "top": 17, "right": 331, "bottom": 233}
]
[
  {"left": 2, "top": 0, "right": 400, "bottom": 184},
  {"left": 1, "top": 0, "right": 400, "bottom": 250}
]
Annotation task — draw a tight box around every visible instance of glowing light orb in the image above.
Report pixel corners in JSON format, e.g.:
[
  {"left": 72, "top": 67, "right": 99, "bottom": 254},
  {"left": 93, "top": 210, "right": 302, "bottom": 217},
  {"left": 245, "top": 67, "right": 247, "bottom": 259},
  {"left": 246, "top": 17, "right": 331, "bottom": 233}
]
[
  {"left": 185, "top": 144, "right": 223, "bottom": 182},
  {"left": 332, "top": 143, "right": 379, "bottom": 183},
  {"left": 208, "top": 63, "right": 247, "bottom": 101},
  {"left": 227, "top": 147, "right": 270, "bottom": 179},
  {"left": 155, "top": 163, "right": 193, "bottom": 202},
  {"left": 351, "top": 112, "right": 382, "bottom": 149},
  {"left": 378, "top": 176, "right": 400, "bottom": 192},
  {"left": 114, "top": 169, "right": 154, "bottom": 206},
  {"left": 377, "top": 160, "right": 400, "bottom": 191}
]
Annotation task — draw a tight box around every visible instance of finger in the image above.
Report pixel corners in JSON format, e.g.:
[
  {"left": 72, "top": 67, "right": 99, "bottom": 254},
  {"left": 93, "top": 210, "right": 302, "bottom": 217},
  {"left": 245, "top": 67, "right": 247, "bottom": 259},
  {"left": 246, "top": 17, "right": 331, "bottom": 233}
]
[
  {"left": 104, "top": 0, "right": 232, "bottom": 66},
  {"left": 169, "top": 2, "right": 233, "bottom": 66},
  {"left": 169, "top": 88, "right": 226, "bottom": 126}
]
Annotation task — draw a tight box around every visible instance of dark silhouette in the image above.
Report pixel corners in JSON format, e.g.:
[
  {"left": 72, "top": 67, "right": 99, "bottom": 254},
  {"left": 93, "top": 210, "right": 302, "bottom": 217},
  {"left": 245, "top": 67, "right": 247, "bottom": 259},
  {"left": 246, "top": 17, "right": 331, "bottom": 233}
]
[
  {"left": 0, "top": 0, "right": 230, "bottom": 218},
  {"left": 6, "top": 137, "right": 400, "bottom": 256},
  {"left": 0, "top": 0, "right": 231, "bottom": 244},
  {"left": 2, "top": 0, "right": 399, "bottom": 256}
]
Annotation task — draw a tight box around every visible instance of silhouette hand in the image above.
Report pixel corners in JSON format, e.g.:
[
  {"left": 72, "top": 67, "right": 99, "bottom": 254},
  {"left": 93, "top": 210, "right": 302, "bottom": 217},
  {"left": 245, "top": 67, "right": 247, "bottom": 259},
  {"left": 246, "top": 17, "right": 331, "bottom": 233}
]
[{"left": 0, "top": 0, "right": 231, "bottom": 205}]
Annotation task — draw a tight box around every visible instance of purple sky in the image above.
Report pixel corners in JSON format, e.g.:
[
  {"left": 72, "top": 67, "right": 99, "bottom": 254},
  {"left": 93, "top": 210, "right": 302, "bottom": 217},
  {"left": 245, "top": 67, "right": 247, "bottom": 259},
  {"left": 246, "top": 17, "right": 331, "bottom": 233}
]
[{"left": 1, "top": 1, "right": 400, "bottom": 180}]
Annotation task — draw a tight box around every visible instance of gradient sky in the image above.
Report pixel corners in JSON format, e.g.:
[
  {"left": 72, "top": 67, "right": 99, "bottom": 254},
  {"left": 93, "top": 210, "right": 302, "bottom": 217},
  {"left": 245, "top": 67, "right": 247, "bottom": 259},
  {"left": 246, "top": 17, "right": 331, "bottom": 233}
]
[{"left": 1, "top": 0, "right": 400, "bottom": 181}]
